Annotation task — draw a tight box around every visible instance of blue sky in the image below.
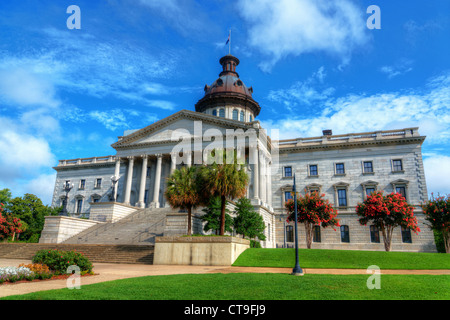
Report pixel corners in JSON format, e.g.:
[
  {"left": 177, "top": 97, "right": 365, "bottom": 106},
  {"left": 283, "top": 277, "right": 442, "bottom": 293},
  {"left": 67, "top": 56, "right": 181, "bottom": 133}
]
[{"left": 0, "top": 0, "right": 449, "bottom": 205}]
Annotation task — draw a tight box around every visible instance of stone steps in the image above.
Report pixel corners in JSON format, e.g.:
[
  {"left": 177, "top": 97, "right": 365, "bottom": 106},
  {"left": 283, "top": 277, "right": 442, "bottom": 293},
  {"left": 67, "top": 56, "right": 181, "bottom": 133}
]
[
  {"left": 62, "top": 207, "right": 173, "bottom": 245},
  {"left": 0, "top": 243, "right": 154, "bottom": 264}
]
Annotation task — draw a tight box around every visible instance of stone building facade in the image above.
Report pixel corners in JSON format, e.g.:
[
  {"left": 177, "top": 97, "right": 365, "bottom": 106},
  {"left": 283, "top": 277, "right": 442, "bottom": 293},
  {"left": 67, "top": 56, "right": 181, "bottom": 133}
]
[{"left": 50, "top": 54, "right": 436, "bottom": 252}]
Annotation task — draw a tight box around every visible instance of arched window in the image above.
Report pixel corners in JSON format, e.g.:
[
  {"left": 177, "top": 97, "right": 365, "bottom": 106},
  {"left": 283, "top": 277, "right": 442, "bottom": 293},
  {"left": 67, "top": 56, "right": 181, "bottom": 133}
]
[
  {"left": 232, "top": 109, "right": 238, "bottom": 120},
  {"left": 219, "top": 108, "right": 225, "bottom": 117},
  {"left": 240, "top": 110, "right": 245, "bottom": 121},
  {"left": 340, "top": 225, "right": 350, "bottom": 243},
  {"left": 212, "top": 109, "right": 217, "bottom": 116},
  {"left": 370, "top": 225, "right": 380, "bottom": 243}
]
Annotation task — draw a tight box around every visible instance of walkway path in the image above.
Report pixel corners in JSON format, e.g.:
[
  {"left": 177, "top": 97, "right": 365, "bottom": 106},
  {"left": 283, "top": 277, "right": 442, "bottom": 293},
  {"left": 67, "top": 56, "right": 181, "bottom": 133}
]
[{"left": 1, "top": 259, "right": 449, "bottom": 298}]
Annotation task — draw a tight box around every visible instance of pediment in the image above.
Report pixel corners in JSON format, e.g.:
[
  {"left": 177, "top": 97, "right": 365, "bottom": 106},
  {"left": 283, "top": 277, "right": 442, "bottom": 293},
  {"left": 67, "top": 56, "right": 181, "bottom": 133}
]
[{"left": 112, "top": 110, "right": 256, "bottom": 149}]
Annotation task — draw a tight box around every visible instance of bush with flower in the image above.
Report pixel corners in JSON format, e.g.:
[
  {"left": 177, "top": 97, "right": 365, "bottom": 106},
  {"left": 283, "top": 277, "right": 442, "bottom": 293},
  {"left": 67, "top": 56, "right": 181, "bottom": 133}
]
[
  {"left": 0, "top": 266, "right": 35, "bottom": 284},
  {"left": 0, "top": 202, "right": 24, "bottom": 241},
  {"left": 421, "top": 194, "right": 450, "bottom": 253},
  {"left": 32, "top": 249, "right": 93, "bottom": 275},
  {"left": 285, "top": 190, "right": 339, "bottom": 249},
  {"left": 356, "top": 190, "right": 420, "bottom": 251}
]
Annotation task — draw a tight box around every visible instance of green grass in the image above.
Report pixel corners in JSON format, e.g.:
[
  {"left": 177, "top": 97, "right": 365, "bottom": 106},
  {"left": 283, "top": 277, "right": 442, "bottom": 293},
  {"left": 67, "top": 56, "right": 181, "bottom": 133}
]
[
  {"left": 232, "top": 248, "right": 450, "bottom": 270},
  {"left": 2, "top": 273, "right": 449, "bottom": 300}
]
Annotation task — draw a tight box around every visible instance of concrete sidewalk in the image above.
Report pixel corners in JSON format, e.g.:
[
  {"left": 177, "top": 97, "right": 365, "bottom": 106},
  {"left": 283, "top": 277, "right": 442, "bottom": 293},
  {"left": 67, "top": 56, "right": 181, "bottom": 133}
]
[{"left": 1, "top": 258, "right": 449, "bottom": 298}]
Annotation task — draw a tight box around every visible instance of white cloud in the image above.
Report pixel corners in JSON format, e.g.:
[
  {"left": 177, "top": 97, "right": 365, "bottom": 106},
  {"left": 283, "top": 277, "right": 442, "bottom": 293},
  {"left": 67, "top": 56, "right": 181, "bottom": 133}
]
[
  {"left": 423, "top": 155, "right": 450, "bottom": 196},
  {"left": 380, "top": 59, "right": 414, "bottom": 79},
  {"left": 267, "top": 66, "right": 335, "bottom": 111},
  {"left": 237, "top": 0, "right": 368, "bottom": 71},
  {"left": 262, "top": 71, "right": 450, "bottom": 142},
  {"left": 22, "top": 173, "right": 57, "bottom": 206}
]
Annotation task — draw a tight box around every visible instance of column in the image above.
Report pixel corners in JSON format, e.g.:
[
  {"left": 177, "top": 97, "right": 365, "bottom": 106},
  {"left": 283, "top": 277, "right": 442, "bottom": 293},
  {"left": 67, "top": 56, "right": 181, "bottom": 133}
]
[
  {"left": 260, "top": 151, "right": 266, "bottom": 203},
  {"left": 252, "top": 146, "right": 259, "bottom": 199},
  {"left": 267, "top": 160, "right": 272, "bottom": 207},
  {"left": 170, "top": 152, "right": 177, "bottom": 174},
  {"left": 123, "top": 156, "right": 134, "bottom": 205},
  {"left": 186, "top": 152, "right": 192, "bottom": 167},
  {"left": 151, "top": 154, "right": 163, "bottom": 208},
  {"left": 137, "top": 155, "right": 148, "bottom": 208},
  {"left": 113, "top": 157, "right": 121, "bottom": 202}
]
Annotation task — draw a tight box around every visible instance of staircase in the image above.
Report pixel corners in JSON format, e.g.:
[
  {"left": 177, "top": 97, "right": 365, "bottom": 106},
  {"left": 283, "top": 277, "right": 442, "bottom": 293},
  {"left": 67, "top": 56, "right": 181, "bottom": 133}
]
[
  {"left": 0, "top": 243, "right": 154, "bottom": 264},
  {"left": 62, "top": 207, "right": 174, "bottom": 246}
]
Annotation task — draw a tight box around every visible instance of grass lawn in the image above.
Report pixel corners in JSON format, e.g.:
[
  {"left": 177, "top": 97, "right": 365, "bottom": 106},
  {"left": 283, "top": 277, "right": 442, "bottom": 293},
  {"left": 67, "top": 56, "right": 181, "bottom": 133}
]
[
  {"left": 232, "top": 248, "right": 450, "bottom": 270},
  {"left": 2, "top": 273, "right": 449, "bottom": 300}
]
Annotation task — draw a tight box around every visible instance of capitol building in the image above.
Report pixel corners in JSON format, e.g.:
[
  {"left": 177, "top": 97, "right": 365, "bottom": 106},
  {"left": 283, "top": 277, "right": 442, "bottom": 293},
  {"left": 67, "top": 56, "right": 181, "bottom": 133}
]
[{"left": 44, "top": 54, "right": 436, "bottom": 252}]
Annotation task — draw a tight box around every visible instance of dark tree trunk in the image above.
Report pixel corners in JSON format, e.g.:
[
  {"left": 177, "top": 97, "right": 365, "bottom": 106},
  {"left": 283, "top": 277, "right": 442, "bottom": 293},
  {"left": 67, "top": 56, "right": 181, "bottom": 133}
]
[
  {"left": 187, "top": 206, "right": 192, "bottom": 236},
  {"left": 220, "top": 195, "right": 226, "bottom": 235}
]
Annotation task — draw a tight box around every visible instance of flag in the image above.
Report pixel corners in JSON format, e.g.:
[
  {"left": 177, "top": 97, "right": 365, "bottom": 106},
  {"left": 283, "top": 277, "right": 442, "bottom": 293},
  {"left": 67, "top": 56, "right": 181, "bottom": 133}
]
[{"left": 225, "top": 34, "right": 230, "bottom": 45}]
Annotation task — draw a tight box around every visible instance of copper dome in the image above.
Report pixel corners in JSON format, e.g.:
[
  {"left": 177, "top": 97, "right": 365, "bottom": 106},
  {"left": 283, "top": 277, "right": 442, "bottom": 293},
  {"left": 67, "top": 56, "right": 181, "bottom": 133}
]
[{"left": 195, "top": 55, "right": 261, "bottom": 117}]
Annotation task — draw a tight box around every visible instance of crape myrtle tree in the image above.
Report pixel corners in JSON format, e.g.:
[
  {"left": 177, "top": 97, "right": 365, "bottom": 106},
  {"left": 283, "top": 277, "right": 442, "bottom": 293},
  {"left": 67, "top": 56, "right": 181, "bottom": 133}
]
[
  {"left": 285, "top": 190, "right": 339, "bottom": 249},
  {"left": 0, "top": 202, "right": 24, "bottom": 241},
  {"left": 165, "top": 166, "right": 201, "bottom": 236},
  {"left": 233, "top": 197, "right": 266, "bottom": 242},
  {"left": 421, "top": 194, "right": 450, "bottom": 253},
  {"left": 356, "top": 190, "right": 420, "bottom": 252}
]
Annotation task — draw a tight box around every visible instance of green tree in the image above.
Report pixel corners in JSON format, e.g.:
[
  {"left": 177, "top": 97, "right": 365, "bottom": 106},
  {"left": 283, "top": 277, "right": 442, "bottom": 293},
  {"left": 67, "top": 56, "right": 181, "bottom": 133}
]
[
  {"left": 421, "top": 194, "right": 450, "bottom": 253},
  {"left": 233, "top": 197, "right": 266, "bottom": 242},
  {"left": 198, "top": 155, "right": 248, "bottom": 235},
  {"left": 0, "top": 189, "right": 12, "bottom": 208},
  {"left": 165, "top": 166, "right": 201, "bottom": 236},
  {"left": 200, "top": 197, "right": 233, "bottom": 235},
  {"left": 8, "top": 193, "right": 60, "bottom": 242}
]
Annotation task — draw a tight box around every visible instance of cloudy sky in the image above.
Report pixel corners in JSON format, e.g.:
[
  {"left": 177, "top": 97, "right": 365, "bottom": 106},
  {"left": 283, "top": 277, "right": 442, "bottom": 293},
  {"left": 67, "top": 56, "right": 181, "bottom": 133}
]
[{"left": 0, "top": 0, "right": 449, "bottom": 205}]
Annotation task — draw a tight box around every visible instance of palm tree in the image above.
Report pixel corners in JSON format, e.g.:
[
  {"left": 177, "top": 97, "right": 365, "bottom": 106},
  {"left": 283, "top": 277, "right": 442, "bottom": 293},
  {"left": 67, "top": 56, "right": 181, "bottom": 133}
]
[
  {"left": 199, "top": 157, "right": 249, "bottom": 236},
  {"left": 165, "top": 166, "right": 200, "bottom": 236}
]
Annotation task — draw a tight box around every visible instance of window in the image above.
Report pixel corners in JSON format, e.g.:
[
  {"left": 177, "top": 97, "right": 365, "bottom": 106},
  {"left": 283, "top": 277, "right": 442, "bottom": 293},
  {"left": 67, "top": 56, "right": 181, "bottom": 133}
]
[
  {"left": 232, "top": 109, "right": 238, "bottom": 120},
  {"left": 219, "top": 108, "right": 225, "bottom": 118},
  {"left": 147, "top": 167, "right": 151, "bottom": 178},
  {"left": 392, "top": 159, "right": 403, "bottom": 172},
  {"left": 340, "top": 225, "right": 350, "bottom": 243},
  {"left": 79, "top": 179, "right": 85, "bottom": 190},
  {"left": 93, "top": 198, "right": 100, "bottom": 203},
  {"left": 286, "top": 225, "right": 294, "bottom": 242},
  {"left": 249, "top": 115, "right": 253, "bottom": 122},
  {"left": 95, "top": 178, "right": 102, "bottom": 189},
  {"left": 370, "top": 225, "right": 380, "bottom": 243},
  {"left": 335, "top": 163, "right": 345, "bottom": 175},
  {"left": 285, "top": 191, "right": 293, "bottom": 202},
  {"left": 363, "top": 161, "right": 373, "bottom": 173},
  {"left": 313, "top": 226, "right": 321, "bottom": 242},
  {"left": 396, "top": 186, "right": 406, "bottom": 199},
  {"left": 401, "top": 227, "right": 412, "bottom": 243},
  {"left": 337, "top": 189, "right": 347, "bottom": 207},
  {"left": 284, "top": 166, "right": 292, "bottom": 177},
  {"left": 365, "top": 187, "right": 376, "bottom": 196},
  {"left": 212, "top": 109, "right": 217, "bottom": 116},
  {"left": 309, "top": 164, "right": 318, "bottom": 176},
  {"left": 76, "top": 199, "right": 83, "bottom": 213},
  {"left": 240, "top": 110, "right": 245, "bottom": 122}
]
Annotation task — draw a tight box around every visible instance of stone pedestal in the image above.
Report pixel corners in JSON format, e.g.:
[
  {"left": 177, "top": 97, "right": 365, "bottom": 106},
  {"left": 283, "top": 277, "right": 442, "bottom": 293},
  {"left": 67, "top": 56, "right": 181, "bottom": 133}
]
[{"left": 153, "top": 236, "right": 250, "bottom": 266}]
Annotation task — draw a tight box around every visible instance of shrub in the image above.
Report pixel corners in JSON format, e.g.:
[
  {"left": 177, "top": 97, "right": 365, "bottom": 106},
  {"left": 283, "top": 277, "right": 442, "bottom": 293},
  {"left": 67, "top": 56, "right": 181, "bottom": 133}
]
[
  {"left": 18, "top": 263, "right": 53, "bottom": 280},
  {"left": 0, "top": 266, "right": 34, "bottom": 283},
  {"left": 32, "top": 249, "right": 93, "bottom": 274},
  {"left": 250, "top": 240, "right": 261, "bottom": 248}
]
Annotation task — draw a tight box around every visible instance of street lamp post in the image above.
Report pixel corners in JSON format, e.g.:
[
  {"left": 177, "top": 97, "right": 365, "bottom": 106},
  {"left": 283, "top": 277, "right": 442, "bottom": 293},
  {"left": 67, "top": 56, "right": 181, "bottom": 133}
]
[
  {"left": 61, "top": 180, "right": 74, "bottom": 216},
  {"left": 291, "top": 173, "right": 304, "bottom": 276}
]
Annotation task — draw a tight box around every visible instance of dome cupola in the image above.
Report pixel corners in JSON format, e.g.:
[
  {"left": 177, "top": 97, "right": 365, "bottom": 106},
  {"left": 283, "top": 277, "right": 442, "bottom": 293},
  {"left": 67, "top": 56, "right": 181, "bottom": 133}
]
[{"left": 195, "top": 55, "right": 260, "bottom": 122}]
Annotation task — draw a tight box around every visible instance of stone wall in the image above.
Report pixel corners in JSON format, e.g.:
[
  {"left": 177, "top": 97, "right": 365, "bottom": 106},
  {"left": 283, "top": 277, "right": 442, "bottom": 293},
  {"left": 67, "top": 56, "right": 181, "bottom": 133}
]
[
  {"left": 153, "top": 236, "right": 250, "bottom": 266},
  {"left": 275, "top": 212, "right": 437, "bottom": 252},
  {"left": 89, "top": 202, "right": 138, "bottom": 222},
  {"left": 39, "top": 216, "right": 103, "bottom": 244}
]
